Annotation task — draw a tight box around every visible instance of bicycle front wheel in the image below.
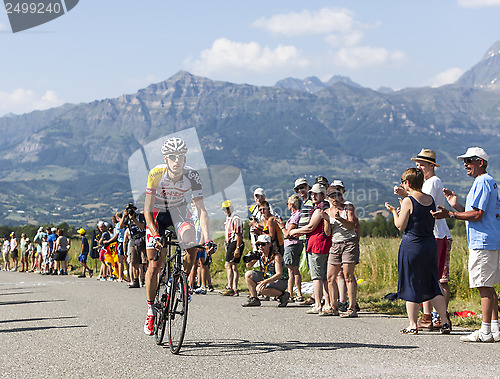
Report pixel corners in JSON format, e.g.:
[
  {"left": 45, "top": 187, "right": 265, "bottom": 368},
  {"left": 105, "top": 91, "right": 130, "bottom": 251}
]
[
  {"left": 167, "top": 271, "right": 188, "bottom": 354},
  {"left": 154, "top": 272, "right": 167, "bottom": 345}
]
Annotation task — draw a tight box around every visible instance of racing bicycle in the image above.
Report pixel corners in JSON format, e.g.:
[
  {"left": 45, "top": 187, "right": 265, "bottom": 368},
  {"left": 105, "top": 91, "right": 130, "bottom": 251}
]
[{"left": 152, "top": 230, "right": 213, "bottom": 354}]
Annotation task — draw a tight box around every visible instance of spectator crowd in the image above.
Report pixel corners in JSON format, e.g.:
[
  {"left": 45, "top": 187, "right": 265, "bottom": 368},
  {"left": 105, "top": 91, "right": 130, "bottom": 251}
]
[{"left": 1, "top": 146, "right": 499, "bottom": 343}]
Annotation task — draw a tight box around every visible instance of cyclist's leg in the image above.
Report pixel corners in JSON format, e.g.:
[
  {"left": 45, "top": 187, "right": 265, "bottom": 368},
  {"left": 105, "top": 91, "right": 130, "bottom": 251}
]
[{"left": 145, "top": 247, "right": 166, "bottom": 302}]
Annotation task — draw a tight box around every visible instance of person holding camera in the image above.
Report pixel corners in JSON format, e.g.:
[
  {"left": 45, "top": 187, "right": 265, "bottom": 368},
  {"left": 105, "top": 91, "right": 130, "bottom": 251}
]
[
  {"left": 241, "top": 234, "right": 290, "bottom": 307},
  {"left": 119, "top": 203, "right": 146, "bottom": 288}
]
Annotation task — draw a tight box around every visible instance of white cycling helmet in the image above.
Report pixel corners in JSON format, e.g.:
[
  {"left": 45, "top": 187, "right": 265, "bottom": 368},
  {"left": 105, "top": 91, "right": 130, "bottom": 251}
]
[{"left": 161, "top": 137, "right": 188, "bottom": 156}]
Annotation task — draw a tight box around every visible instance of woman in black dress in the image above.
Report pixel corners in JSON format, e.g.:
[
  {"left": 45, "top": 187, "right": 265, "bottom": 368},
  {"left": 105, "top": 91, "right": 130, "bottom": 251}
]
[{"left": 385, "top": 168, "right": 451, "bottom": 334}]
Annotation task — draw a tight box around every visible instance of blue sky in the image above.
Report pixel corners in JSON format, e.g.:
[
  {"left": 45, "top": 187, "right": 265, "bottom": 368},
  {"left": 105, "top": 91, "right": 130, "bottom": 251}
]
[{"left": 1, "top": 0, "right": 500, "bottom": 116}]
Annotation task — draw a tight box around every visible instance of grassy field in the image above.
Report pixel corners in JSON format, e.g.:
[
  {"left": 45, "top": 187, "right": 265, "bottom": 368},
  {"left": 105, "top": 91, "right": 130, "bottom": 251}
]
[{"left": 2, "top": 234, "right": 495, "bottom": 328}]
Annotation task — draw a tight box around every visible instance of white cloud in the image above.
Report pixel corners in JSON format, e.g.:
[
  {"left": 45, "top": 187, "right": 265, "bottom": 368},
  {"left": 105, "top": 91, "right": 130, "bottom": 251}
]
[
  {"left": 253, "top": 7, "right": 357, "bottom": 36},
  {"left": 458, "top": 0, "right": 500, "bottom": 7},
  {"left": 334, "top": 47, "right": 407, "bottom": 69},
  {"left": 184, "top": 38, "right": 309, "bottom": 76},
  {"left": 0, "top": 89, "right": 64, "bottom": 116},
  {"left": 429, "top": 67, "right": 465, "bottom": 87},
  {"left": 325, "top": 30, "right": 364, "bottom": 48}
]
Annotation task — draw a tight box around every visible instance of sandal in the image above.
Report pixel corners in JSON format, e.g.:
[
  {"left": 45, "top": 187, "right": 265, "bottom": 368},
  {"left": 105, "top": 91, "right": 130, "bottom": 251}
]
[
  {"left": 400, "top": 327, "right": 418, "bottom": 335},
  {"left": 302, "top": 297, "right": 315, "bottom": 306},
  {"left": 295, "top": 296, "right": 305, "bottom": 303}
]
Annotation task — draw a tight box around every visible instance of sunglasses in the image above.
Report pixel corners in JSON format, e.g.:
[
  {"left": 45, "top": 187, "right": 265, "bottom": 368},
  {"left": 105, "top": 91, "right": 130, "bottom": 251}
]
[
  {"left": 256, "top": 242, "right": 268, "bottom": 247},
  {"left": 259, "top": 207, "right": 269, "bottom": 211},
  {"left": 295, "top": 185, "right": 307, "bottom": 191},
  {"left": 464, "top": 157, "right": 480, "bottom": 164},
  {"left": 401, "top": 178, "right": 407, "bottom": 184},
  {"left": 327, "top": 192, "right": 342, "bottom": 198},
  {"left": 166, "top": 154, "right": 186, "bottom": 161}
]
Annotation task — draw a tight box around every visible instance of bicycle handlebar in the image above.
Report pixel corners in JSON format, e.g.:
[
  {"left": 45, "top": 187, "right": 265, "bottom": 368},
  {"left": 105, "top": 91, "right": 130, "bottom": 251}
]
[{"left": 152, "top": 230, "right": 211, "bottom": 261}]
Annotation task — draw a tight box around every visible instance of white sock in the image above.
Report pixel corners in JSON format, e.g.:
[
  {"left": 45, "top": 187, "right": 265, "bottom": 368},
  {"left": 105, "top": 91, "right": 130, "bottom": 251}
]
[
  {"left": 491, "top": 320, "right": 499, "bottom": 333},
  {"left": 147, "top": 301, "right": 154, "bottom": 316},
  {"left": 480, "top": 322, "right": 491, "bottom": 334}
]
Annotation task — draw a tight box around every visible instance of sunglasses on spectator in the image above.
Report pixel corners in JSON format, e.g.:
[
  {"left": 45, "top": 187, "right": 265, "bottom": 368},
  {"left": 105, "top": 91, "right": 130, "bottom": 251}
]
[
  {"left": 166, "top": 154, "right": 185, "bottom": 161},
  {"left": 256, "top": 242, "right": 268, "bottom": 247},
  {"left": 259, "top": 207, "right": 269, "bottom": 211},
  {"left": 464, "top": 157, "right": 480, "bottom": 164},
  {"left": 295, "top": 185, "right": 307, "bottom": 191},
  {"left": 401, "top": 178, "right": 407, "bottom": 184},
  {"left": 327, "top": 192, "right": 342, "bottom": 198}
]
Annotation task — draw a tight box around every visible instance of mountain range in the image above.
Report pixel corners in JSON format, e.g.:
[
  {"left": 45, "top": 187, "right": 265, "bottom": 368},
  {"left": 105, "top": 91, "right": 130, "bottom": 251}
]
[{"left": 2, "top": 41, "right": 500, "bottom": 226}]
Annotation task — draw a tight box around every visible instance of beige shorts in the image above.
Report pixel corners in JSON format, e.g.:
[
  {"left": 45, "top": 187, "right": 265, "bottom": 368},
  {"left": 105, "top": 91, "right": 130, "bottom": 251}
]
[
  {"left": 328, "top": 240, "right": 359, "bottom": 265},
  {"left": 468, "top": 248, "right": 500, "bottom": 288}
]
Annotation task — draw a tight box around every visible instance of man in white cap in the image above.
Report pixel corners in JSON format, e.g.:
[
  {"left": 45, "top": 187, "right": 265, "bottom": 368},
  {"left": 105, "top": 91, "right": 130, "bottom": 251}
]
[
  {"left": 249, "top": 187, "right": 273, "bottom": 250},
  {"left": 396, "top": 149, "right": 453, "bottom": 330},
  {"left": 221, "top": 200, "right": 244, "bottom": 296},
  {"left": 432, "top": 147, "right": 500, "bottom": 342}
]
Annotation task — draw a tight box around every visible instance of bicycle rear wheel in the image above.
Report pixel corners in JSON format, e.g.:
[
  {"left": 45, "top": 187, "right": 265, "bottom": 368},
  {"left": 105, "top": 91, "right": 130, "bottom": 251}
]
[
  {"left": 168, "top": 271, "right": 188, "bottom": 354},
  {"left": 154, "top": 272, "right": 167, "bottom": 345}
]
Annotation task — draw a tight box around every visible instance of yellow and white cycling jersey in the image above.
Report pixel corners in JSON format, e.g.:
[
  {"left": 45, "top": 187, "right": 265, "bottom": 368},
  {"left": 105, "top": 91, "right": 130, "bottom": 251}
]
[{"left": 146, "top": 164, "right": 203, "bottom": 210}]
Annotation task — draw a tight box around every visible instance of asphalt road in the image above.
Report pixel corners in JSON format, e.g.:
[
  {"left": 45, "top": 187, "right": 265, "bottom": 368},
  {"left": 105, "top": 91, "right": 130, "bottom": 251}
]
[{"left": 1, "top": 270, "right": 499, "bottom": 378}]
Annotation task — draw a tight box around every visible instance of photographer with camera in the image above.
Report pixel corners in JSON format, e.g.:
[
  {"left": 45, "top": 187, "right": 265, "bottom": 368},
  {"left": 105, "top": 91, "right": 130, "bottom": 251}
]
[
  {"left": 241, "top": 234, "right": 290, "bottom": 307},
  {"left": 119, "top": 202, "right": 146, "bottom": 289}
]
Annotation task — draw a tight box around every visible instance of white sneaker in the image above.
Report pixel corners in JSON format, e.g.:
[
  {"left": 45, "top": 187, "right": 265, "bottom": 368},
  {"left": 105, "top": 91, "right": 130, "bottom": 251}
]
[
  {"left": 492, "top": 331, "right": 500, "bottom": 342},
  {"left": 460, "top": 330, "right": 494, "bottom": 342}
]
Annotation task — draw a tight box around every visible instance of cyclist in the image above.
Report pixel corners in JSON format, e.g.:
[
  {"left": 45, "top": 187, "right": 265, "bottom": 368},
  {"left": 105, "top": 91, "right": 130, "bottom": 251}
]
[{"left": 143, "top": 137, "right": 210, "bottom": 335}]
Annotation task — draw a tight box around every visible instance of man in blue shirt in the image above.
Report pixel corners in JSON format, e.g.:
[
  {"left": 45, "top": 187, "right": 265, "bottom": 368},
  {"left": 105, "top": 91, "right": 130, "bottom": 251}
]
[{"left": 432, "top": 147, "right": 500, "bottom": 342}]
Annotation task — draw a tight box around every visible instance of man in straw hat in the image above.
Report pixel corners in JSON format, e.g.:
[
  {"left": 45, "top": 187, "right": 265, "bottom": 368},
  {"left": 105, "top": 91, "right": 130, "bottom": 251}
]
[
  {"left": 396, "top": 149, "right": 453, "bottom": 330},
  {"left": 432, "top": 147, "right": 500, "bottom": 342}
]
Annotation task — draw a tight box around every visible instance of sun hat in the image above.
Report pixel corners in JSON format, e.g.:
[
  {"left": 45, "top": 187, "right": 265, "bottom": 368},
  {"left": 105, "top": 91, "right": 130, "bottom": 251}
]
[
  {"left": 309, "top": 183, "right": 326, "bottom": 195},
  {"left": 221, "top": 200, "right": 232, "bottom": 208},
  {"left": 330, "top": 179, "right": 345, "bottom": 188},
  {"left": 457, "top": 147, "right": 489, "bottom": 162},
  {"left": 256, "top": 234, "right": 271, "bottom": 244},
  {"left": 294, "top": 178, "right": 309, "bottom": 189},
  {"left": 254, "top": 188, "right": 265, "bottom": 196},
  {"left": 411, "top": 148, "right": 440, "bottom": 167}
]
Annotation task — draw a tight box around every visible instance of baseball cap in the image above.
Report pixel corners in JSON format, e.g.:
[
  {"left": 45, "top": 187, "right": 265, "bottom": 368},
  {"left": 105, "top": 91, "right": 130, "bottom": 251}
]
[
  {"left": 315, "top": 176, "right": 329, "bottom": 187},
  {"left": 37, "top": 227, "right": 44, "bottom": 233},
  {"left": 97, "top": 221, "right": 104, "bottom": 227},
  {"left": 256, "top": 234, "right": 271, "bottom": 244},
  {"left": 77, "top": 228, "right": 86, "bottom": 235},
  {"left": 254, "top": 188, "right": 265, "bottom": 196},
  {"left": 309, "top": 183, "right": 326, "bottom": 195},
  {"left": 51, "top": 227, "right": 57, "bottom": 232},
  {"left": 457, "top": 147, "right": 489, "bottom": 162}
]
